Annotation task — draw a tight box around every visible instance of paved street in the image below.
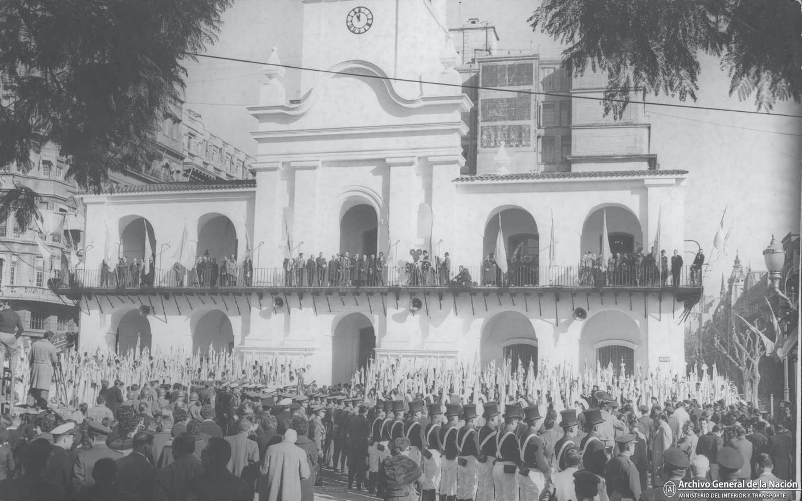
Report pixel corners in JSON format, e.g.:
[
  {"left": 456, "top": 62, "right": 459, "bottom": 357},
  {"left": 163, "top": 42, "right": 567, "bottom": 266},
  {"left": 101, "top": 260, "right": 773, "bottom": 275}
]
[{"left": 315, "top": 467, "right": 381, "bottom": 501}]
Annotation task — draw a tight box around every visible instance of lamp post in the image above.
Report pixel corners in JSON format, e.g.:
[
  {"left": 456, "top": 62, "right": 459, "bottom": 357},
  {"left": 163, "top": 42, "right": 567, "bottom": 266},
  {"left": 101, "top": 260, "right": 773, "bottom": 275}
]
[{"left": 763, "top": 235, "right": 789, "bottom": 401}]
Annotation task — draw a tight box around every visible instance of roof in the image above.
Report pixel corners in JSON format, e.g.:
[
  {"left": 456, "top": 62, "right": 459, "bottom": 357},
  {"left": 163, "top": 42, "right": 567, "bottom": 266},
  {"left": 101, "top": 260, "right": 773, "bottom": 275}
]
[
  {"left": 453, "top": 169, "right": 689, "bottom": 183},
  {"left": 81, "top": 179, "right": 256, "bottom": 195}
]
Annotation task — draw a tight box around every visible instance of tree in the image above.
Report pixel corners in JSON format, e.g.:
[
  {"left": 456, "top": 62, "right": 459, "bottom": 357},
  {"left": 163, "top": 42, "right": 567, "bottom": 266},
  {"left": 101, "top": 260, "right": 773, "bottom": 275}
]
[
  {"left": 0, "top": 0, "right": 232, "bottom": 191},
  {"left": 0, "top": 182, "right": 41, "bottom": 231},
  {"left": 530, "top": 0, "right": 802, "bottom": 118}
]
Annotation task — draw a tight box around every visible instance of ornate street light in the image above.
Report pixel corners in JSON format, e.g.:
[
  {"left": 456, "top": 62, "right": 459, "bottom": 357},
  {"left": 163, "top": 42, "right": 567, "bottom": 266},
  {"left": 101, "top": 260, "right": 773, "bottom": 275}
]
[{"left": 762, "top": 235, "right": 785, "bottom": 292}]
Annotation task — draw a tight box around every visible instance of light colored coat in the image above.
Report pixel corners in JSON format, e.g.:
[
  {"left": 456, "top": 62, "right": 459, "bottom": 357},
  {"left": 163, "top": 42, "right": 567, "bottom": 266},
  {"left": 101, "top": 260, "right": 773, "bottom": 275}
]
[
  {"left": 225, "top": 432, "right": 259, "bottom": 477},
  {"left": 260, "top": 438, "right": 310, "bottom": 501},
  {"left": 29, "top": 338, "right": 57, "bottom": 390}
]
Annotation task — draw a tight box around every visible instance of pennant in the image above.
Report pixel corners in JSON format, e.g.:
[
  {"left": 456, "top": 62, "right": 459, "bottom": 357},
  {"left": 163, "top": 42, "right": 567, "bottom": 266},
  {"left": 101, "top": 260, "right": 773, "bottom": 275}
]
[
  {"left": 495, "top": 213, "right": 508, "bottom": 274},
  {"left": 601, "top": 210, "right": 611, "bottom": 271},
  {"left": 284, "top": 215, "right": 292, "bottom": 259},
  {"left": 172, "top": 220, "right": 195, "bottom": 269},
  {"left": 652, "top": 207, "right": 661, "bottom": 260},
  {"left": 143, "top": 220, "right": 152, "bottom": 274},
  {"left": 549, "top": 210, "right": 556, "bottom": 266}
]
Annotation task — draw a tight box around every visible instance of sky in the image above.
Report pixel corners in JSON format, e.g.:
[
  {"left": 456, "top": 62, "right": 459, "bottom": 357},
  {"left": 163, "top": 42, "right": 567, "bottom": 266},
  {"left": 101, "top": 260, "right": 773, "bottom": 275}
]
[{"left": 182, "top": 0, "right": 802, "bottom": 292}]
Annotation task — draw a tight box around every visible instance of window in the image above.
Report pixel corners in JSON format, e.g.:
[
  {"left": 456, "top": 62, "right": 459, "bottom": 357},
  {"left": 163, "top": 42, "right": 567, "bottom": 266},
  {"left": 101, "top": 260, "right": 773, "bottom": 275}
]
[
  {"left": 0, "top": 218, "right": 6, "bottom": 237},
  {"left": 57, "top": 315, "right": 74, "bottom": 332},
  {"left": 13, "top": 223, "right": 22, "bottom": 239},
  {"left": 560, "top": 102, "right": 571, "bottom": 127},
  {"left": 541, "top": 103, "right": 556, "bottom": 127},
  {"left": 56, "top": 165, "right": 63, "bottom": 178},
  {"left": 542, "top": 136, "right": 555, "bottom": 163},
  {"left": 481, "top": 97, "right": 532, "bottom": 122},
  {"left": 479, "top": 125, "right": 531, "bottom": 148},
  {"left": 30, "top": 311, "right": 47, "bottom": 331},
  {"left": 41, "top": 160, "right": 52, "bottom": 177},
  {"left": 35, "top": 257, "right": 44, "bottom": 287},
  {"left": 9, "top": 259, "right": 16, "bottom": 285},
  {"left": 597, "top": 345, "right": 635, "bottom": 376},
  {"left": 503, "top": 343, "right": 538, "bottom": 374},
  {"left": 561, "top": 136, "right": 572, "bottom": 163}
]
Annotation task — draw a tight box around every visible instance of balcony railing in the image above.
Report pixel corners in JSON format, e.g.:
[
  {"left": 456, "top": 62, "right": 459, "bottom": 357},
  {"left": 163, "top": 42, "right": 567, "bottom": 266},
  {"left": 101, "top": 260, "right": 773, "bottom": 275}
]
[{"left": 51, "top": 264, "right": 703, "bottom": 291}]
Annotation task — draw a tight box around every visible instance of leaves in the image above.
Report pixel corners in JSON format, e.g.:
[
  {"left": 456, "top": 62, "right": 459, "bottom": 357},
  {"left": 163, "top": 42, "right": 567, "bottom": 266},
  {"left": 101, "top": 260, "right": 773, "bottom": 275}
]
[
  {"left": 0, "top": 0, "right": 232, "bottom": 190},
  {"left": 530, "top": 0, "right": 800, "bottom": 116},
  {"left": 0, "top": 183, "right": 42, "bottom": 231}
]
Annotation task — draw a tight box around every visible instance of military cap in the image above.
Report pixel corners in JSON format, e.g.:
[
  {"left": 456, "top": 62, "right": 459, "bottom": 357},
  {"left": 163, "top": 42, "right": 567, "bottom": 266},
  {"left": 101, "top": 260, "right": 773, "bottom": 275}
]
[
  {"left": 663, "top": 447, "right": 690, "bottom": 469},
  {"left": 615, "top": 433, "right": 637, "bottom": 445},
  {"left": 583, "top": 408, "right": 604, "bottom": 426},
  {"left": 523, "top": 405, "right": 541, "bottom": 422},
  {"left": 638, "top": 404, "right": 649, "bottom": 413},
  {"left": 289, "top": 403, "right": 302, "bottom": 411},
  {"left": 560, "top": 409, "right": 578, "bottom": 427},
  {"left": 483, "top": 402, "right": 500, "bottom": 418},
  {"left": 717, "top": 447, "right": 744, "bottom": 471},
  {"left": 392, "top": 400, "right": 405, "bottom": 413},
  {"left": 311, "top": 404, "right": 325, "bottom": 413},
  {"left": 333, "top": 396, "right": 346, "bottom": 402},
  {"left": 262, "top": 397, "right": 275, "bottom": 408},
  {"left": 594, "top": 391, "right": 614, "bottom": 402},
  {"left": 503, "top": 404, "right": 524, "bottom": 420},
  {"left": 294, "top": 395, "right": 308, "bottom": 403},
  {"left": 428, "top": 403, "right": 443, "bottom": 416},
  {"left": 51, "top": 422, "right": 77, "bottom": 436},
  {"left": 573, "top": 470, "right": 602, "bottom": 485},
  {"left": 87, "top": 421, "right": 113, "bottom": 435},
  {"left": 407, "top": 400, "right": 424, "bottom": 414},
  {"left": 461, "top": 404, "right": 478, "bottom": 421},
  {"left": 278, "top": 398, "right": 293, "bottom": 406}
]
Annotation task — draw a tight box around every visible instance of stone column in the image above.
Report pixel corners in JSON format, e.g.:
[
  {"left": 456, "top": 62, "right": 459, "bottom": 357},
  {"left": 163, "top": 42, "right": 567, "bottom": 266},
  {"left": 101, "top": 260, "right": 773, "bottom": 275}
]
[
  {"left": 251, "top": 162, "right": 284, "bottom": 273},
  {"left": 290, "top": 161, "right": 321, "bottom": 256},
  {"left": 386, "top": 157, "right": 419, "bottom": 270},
  {"left": 429, "top": 154, "right": 462, "bottom": 265}
]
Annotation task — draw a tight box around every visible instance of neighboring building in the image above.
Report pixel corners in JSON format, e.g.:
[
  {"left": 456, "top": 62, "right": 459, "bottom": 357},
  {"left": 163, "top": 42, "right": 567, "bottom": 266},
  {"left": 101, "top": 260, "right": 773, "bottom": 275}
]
[
  {"left": 62, "top": 0, "right": 701, "bottom": 386},
  {"left": 181, "top": 109, "right": 255, "bottom": 182},
  {"left": 449, "top": 18, "right": 499, "bottom": 64}
]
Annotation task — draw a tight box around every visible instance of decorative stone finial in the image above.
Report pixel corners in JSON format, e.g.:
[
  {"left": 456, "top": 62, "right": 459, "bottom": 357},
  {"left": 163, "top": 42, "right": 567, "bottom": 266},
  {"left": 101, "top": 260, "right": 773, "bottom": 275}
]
[
  {"left": 260, "top": 47, "right": 286, "bottom": 106},
  {"left": 494, "top": 141, "right": 510, "bottom": 174},
  {"left": 433, "top": 37, "right": 462, "bottom": 95}
]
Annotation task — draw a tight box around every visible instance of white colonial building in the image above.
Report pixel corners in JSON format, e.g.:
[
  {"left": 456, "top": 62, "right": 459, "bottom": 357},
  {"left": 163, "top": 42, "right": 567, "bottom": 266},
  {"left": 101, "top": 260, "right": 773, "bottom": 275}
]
[{"left": 67, "top": 0, "right": 700, "bottom": 385}]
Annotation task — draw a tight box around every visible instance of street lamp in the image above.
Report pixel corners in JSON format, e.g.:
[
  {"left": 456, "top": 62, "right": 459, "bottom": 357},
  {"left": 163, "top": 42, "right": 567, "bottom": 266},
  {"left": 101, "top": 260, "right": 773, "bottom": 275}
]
[{"left": 763, "top": 235, "right": 785, "bottom": 292}]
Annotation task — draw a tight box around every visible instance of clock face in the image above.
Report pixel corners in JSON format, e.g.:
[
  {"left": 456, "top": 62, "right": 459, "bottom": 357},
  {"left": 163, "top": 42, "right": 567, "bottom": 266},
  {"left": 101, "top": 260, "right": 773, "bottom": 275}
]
[{"left": 346, "top": 6, "right": 373, "bottom": 34}]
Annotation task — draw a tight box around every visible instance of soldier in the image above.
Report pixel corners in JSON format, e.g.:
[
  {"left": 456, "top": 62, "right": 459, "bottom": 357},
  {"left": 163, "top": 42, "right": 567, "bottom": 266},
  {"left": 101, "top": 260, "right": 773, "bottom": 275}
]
[
  {"left": 581, "top": 408, "right": 609, "bottom": 476},
  {"left": 367, "top": 400, "right": 386, "bottom": 493},
  {"left": 456, "top": 404, "right": 479, "bottom": 501},
  {"left": 46, "top": 422, "right": 78, "bottom": 496},
  {"left": 554, "top": 409, "right": 581, "bottom": 471},
  {"left": 316, "top": 253, "right": 327, "bottom": 286},
  {"left": 405, "top": 400, "right": 425, "bottom": 466},
  {"left": 390, "top": 400, "right": 406, "bottom": 441},
  {"left": 639, "top": 448, "right": 690, "bottom": 501},
  {"left": 73, "top": 421, "right": 124, "bottom": 492},
  {"left": 605, "top": 433, "right": 642, "bottom": 501},
  {"left": 519, "top": 405, "right": 551, "bottom": 501},
  {"left": 439, "top": 403, "right": 461, "bottom": 501},
  {"left": 575, "top": 470, "right": 604, "bottom": 501},
  {"left": 494, "top": 404, "right": 523, "bottom": 501},
  {"left": 476, "top": 402, "right": 500, "bottom": 501},
  {"left": 421, "top": 404, "right": 444, "bottom": 501}
]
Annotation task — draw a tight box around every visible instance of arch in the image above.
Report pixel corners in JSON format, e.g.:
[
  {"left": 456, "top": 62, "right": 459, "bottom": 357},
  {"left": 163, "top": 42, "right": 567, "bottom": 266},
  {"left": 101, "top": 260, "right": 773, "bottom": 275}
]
[
  {"left": 196, "top": 213, "right": 238, "bottom": 263},
  {"left": 483, "top": 206, "right": 540, "bottom": 286},
  {"left": 481, "top": 311, "right": 538, "bottom": 373},
  {"left": 191, "top": 309, "right": 234, "bottom": 354},
  {"left": 332, "top": 313, "right": 375, "bottom": 384},
  {"left": 580, "top": 204, "right": 643, "bottom": 261},
  {"left": 580, "top": 310, "right": 643, "bottom": 375},
  {"left": 119, "top": 216, "right": 156, "bottom": 263},
  {"left": 116, "top": 309, "right": 152, "bottom": 355},
  {"left": 340, "top": 204, "right": 378, "bottom": 258}
]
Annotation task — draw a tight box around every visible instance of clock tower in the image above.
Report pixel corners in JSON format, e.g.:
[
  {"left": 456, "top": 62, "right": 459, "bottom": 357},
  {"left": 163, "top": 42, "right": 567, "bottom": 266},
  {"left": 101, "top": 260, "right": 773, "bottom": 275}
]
[{"left": 299, "top": 0, "right": 450, "bottom": 98}]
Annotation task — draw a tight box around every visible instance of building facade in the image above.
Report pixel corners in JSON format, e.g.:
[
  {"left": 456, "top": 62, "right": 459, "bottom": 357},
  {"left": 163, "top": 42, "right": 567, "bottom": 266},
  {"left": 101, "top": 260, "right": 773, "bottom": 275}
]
[{"left": 64, "top": 0, "right": 701, "bottom": 386}]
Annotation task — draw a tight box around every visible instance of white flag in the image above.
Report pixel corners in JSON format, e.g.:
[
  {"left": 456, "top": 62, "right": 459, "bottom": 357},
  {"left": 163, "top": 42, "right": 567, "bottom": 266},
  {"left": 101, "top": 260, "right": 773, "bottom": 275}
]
[
  {"left": 34, "top": 233, "right": 52, "bottom": 261},
  {"left": 601, "top": 209, "right": 611, "bottom": 271},
  {"left": 652, "top": 207, "right": 661, "bottom": 259},
  {"left": 172, "top": 220, "right": 195, "bottom": 269},
  {"left": 143, "top": 220, "right": 152, "bottom": 274},
  {"left": 495, "top": 213, "right": 508, "bottom": 274}
]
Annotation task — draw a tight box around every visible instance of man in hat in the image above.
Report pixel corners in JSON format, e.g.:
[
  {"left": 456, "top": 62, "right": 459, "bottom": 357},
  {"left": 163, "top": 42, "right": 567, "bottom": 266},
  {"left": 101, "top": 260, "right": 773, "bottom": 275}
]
[
  {"left": 640, "top": 447, "right": 690, "bottom": 501},
  {"left": 405, "top": 400, "right": 425, "bottom": 466},
  {"left": 26, "top": 330, "right": 58, "bottom": 409},
  {"left": 456, "top": 404, "right": 480, "bottom": 501},
  {"left": 476, "top": 402, "right": 500, "bottom": 501},
  {"left": 581, "top": 408, "right": 608, "bottom": 476},
  {"left": 275, "top": 397, "right": 294, "bottom": 436},
  {"left": 637, "top": 405, "right": 654, "bottom": 449},
  {"left": 46, "top": 421, "right": 78, "bottom": 496},
  {"left": 597, "top": 392, "right": 625, "bottom": 450},
  {"left": 216, "top": 383, "right": 239, "bottom": 437},
  {"left": 421, "top": 403, "right": 444, "bottom": 501},
  {"left": 367, "top": 400, "right": 386, "bottom": 494},
  {"left": 346, "top": 404, "right": 370, "bottom": 491},
  {"left": 554, "top": 409, "right": 581, "bottom": 472},
  {"left": 439, "top": 403, "right": 462, "bottom": 501},
  {"left": 493, "top": 404, "right": 523, "bottom": 501},
  {"left": 574, "top": 469, "right": 603, "bottom": 501},
  {"left": 519, "top": 405, "right": 550, "bottom": 501},
  {"left": 391, "top": 400, "right": 406, "bottom": 441},
  {"left": 73, "top": 421, "right": 123, "bottom": 492},
  {"left": 604, "top": 433, "right": 641, "bottom": 501}
]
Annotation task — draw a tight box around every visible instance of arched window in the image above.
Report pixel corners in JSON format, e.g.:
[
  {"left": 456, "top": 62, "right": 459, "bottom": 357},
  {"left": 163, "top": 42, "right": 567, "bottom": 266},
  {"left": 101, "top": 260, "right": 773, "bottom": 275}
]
[
  {"left": 596, "top": 344, "right": 635, "bottom": 376},
  {"left": 503, "top": 343, "right": 538, "bottom": 374}
]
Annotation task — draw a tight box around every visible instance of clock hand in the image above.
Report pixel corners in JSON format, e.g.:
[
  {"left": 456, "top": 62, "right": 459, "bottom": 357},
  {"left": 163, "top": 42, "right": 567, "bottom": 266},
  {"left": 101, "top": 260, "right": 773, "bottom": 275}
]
[{"left": 356, "top": 13, "right": 361, "bottom": 22}]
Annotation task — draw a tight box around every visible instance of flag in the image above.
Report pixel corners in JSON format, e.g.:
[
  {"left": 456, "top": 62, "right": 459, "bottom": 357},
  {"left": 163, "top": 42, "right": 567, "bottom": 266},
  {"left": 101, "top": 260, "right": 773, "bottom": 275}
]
[
  {"left": 34, "top": 233, "right": 52, "bottom": 261},
  {"left": 143, "top": 220, "right": 152, "bottom": 274},
  {"left": 244, "top": 225, "right": 252, "bottom": 258},
  {"left": 495, "top": 213, "right": 508, "bottom": 274},
  {"left": 284, "top": 215, "right": 292, "bottom": 259},
  {"left": 713, "top": 222, "right": 725, "bottom": 254},
  {"left": 601, "top": 209, "right": 611, "bottom": 270},
  {"left": 549, "top": 210, "right": 556, "bottom": 266},
  {"left": 172, "top": 220, "right": 194, "bottom": 269},
  {"left": 652, "top": 207, "right": 661, "bottom": 259}
]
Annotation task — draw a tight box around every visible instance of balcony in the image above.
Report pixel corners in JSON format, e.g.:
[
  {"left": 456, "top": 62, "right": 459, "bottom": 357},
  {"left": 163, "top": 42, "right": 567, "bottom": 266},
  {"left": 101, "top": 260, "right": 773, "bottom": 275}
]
[{"left": 1, "top": 284, "right": 70, "bottom": 305}]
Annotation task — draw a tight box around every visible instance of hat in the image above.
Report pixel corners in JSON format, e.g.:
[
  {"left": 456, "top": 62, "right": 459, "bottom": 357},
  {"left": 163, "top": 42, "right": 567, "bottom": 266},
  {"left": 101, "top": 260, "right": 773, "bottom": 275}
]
[
  {"left": 51, "top": 422, "right": 77, "bottom": 436},
  {"left": 289, "top": 403, "right": 302, "bottom": 411},
  {"left": 638, "top": 404, "right": 649, "bottom": 413},
  {"left": 87, "top": 421, "right": 113, "bottom": 436},
  {"left": 483, "top": 402, "right": 500, "bottom": 418},
  {"left": 559, "top": 409, "right": 578, "bottom": 428},
  {"left": 375, "top": 399, "right": 385, "bottom": 409},
  {"left": 663, "top": 447, "right": 690, "bottom": 469},
  {"left": 583, "top": 408, "right": 604, "bottom": 426},
  {"left": 523, "top": 405, "right": 542, "bottom": 422},
  {"left": 190, "top": 392, "right": 199, "bottom": 402},
  {"left": 392, "top": 400, "right": 405, "bottom": 413},
  {"left": 100, "top": 379, "right": 110, "bottom": 386},
  {"left": 573, "top": 470, "right": 602, "bottom": 486},
  {"left": 503, "top": 404, "right": 524, "bottom": 420},
  {"left": 461, "top": 404, "right": 477, "bottom": 421},
  {"left": 261, "top": 397, "right": 275, "bottom": 408},
  {"left": 311, "top": 405, "right": 325, "bottom": 413},
  {"left": 615, "top": 433, "right": 637, "bottom": 446},
  {"left": 445, "top": 404, "right": 461, "bottom": 418},
  {"left": 294, "top": 395, "right": 308, "bottom": 403},
  {"left": 428, "top": 403, "right": 443, "bottom": 416},
  {"left": 717, "top": 447, "right": 744, "bottom": 471},
  {"left": 594, "top": 391, "right": 613, "bottom": 403},
  {"left": 278, "top": 398, "right": 292, "bottom": 406},
  {"left": 383, "top": 400, "right": 394, "bottom": 412},
  {"left": 408, "top": 400, "right": 424, "bottom": 414}
]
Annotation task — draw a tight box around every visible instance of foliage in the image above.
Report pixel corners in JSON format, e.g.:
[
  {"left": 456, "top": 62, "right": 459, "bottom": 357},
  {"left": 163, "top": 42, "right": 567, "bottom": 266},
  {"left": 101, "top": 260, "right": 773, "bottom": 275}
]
[
  {"left": 0, "top": 182, "right": 41, "bottom": 230},
  {"left": 530, "top": 0, "right": 802, "bottom": 118},
  {"left": 0, "top": 0, "right": 232, "bottom": 190}
]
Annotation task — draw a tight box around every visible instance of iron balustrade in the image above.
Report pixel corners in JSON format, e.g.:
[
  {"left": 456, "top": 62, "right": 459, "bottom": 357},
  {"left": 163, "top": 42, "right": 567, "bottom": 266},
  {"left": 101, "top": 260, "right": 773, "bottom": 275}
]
[{"left": 50, "top": 263, "right": 701, "bottom": 290}]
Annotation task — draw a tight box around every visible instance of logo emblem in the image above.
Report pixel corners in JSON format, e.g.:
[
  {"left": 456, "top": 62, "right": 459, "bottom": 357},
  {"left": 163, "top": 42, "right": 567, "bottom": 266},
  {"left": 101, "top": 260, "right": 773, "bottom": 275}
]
[{"left": 662, "top": 481, "right": 677, "bottom": 498}]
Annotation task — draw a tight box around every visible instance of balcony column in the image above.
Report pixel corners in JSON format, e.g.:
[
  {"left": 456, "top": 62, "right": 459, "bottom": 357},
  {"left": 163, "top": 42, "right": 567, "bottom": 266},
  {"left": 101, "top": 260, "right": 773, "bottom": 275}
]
[
  {"left": 290, "top": 160, "right": 321, "bottom": 257},
  {"left": 252, "top": 162, "right": 283, "bottom": 269},
  {"left": 386, "top": 157, "right": 420, "bottom": 267},
  {"left": 429, "top": 154, "right": 462, "bottom": 267}
]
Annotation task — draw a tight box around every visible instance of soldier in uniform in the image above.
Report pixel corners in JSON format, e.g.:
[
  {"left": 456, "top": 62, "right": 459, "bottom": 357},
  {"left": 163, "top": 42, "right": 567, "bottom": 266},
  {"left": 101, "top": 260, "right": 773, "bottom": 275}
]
[
  {"left": 391, "top": 400, "right": 407, "bottom": 441},
  {"left": 554, "top": 409, "right": 581, "bottom": 471},
  {"left": 73, "top": 421, "right": 123, "bottom": 492},
  {"left": 421, "top": 403, "right": 444, "bottom": 501},
  {"left": 639, "top": 448, "right": 690, "bottom": 501},
  {"left": 456, "top": 404, "right": 479, "bottom": 501},
  {"left": 493, "top": 404, "right": 524, "bottom": 501},
  {"left": 476, "top": 402, "right": 500, "bottom": 501},
  {"left": 605, "top": 433, "right": 642, "bottom": 501},
  {"left": 46, "top": 421, "right": 78, "bottom": 496},
  {"left": 405, "top": 400, "right": 425, "bottom": 466},
  {"left": 367, "top": 400, "right": 386, "bottom": 494},
  {"left": 575, "top": 469, "right": 604, "bottom": 501},
  {"left": 439, "top": 403, "right": 461, "bottom": 501},
  {"left": 519, "top": 405, "right": 551, "bottom": 501},
  {"left": 581, "top": 408, "right": 609, "bottom": 500},
  {"left": 216, "top": 382, "right": 240, "bottom": 437}
]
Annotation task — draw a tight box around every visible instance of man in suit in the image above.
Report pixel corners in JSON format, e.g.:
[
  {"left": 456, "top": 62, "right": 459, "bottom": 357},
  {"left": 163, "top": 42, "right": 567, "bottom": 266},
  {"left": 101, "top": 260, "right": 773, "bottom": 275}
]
[
  {"left": 346, "top": 404, "right": 371, "bottom": 491},
  {"left": 636, "top": 405, "right": 654, "bottom": 449},
  {"left": 73, "top": 422, "right": 124, "bottom": 492},
  {"left": 768, "top": 422, "right": 792, "bottom": 480},
  {"left": 670, "top": 250, "right": 683, "bottom": 287},
  {"left": 605, "top": 433, "right": 641, "bottom": 501},
  {"left": 316, "top": 253, "right": 327, "bottom": 286},
  {"left": 106, "top": 379, "right": 124, "bottom": 417},
  {"left": 754, "top": 453, "right": 793, "bottom": 500},
  {"left": 153, "top": 432, "right": 204, "bottom": 501},
  {"left": 115, "top": 432, "right": 157, "bottom": 500},
  {"left": 729, "top": 424, "right": 753, "bottom": 479},
  {"left": 224, "top": 418, "right": 259, "bottom": 477},
  {"left": 198, "top": 405, "right": 223, "bottom": 438},
  {"left": 639, "top": 448, "right": 689, "bottom": 501},
  {"left": 295, "top": 253, "right": 306, "bottom": 286}
]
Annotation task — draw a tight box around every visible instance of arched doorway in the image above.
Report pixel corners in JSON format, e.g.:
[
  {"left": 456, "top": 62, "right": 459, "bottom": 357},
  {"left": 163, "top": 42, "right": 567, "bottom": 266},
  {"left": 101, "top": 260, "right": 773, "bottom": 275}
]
[
  {"left": 192, "top": 309, "right": 235, "bottom": 354},
  {"left": 197, "top": 214, "right": 238, "bottom": 261},
  {"left": 340, "top": 204, "right": 378, "bottom": 257},
  {"left": 332, "top": 313, "right": 375, "bottom": 384},
  {"left": 119, "top": 216, "right": 156, "bottom": 262},
  {"left": 483, "top": 208, "right": 539, "bottom": 286},
  {"left": 481, "top": 311, "right": 538, "bottom": 374},
  {"left": 580, "top": 206, "right": 643, "bottom": 259},
  {"left": 116, "top": 309, "right": 152, "bottom": 354},
  {"left": 580, "top": 310, "right": 643, "bottom": 375}
]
